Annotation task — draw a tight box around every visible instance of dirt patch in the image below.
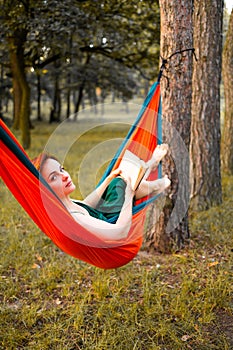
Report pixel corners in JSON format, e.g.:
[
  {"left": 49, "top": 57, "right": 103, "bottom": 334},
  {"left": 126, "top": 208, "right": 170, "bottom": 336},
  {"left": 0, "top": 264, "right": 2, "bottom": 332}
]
[{"left": 203, "top": 308, "right": 233, "bottom": 347}]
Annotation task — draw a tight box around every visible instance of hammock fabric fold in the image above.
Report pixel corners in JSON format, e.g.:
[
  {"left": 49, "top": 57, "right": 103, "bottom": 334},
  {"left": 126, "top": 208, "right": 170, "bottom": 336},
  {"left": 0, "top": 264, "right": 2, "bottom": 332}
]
[{"left": 0, "top": 81, "right": 162, "bottom": 269}]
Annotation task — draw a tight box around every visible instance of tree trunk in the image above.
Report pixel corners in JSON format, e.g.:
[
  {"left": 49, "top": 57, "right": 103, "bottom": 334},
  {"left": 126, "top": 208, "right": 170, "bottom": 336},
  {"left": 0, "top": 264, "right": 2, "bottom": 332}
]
[
  {"left": 0, "top": 64, "right": 4, "bottom": 115},
  {"left": 145, "top": 0, "right": 193, "bottom": 252},
  {"left": 50, "top": 72, "right": 61, "bottom": 123},
  {"left": 190, "top": 0, "right": 223, "bottom": 210},
  {"left": 66, "top": 82, "right": 71, "bottom": 119},
  {"left": 8, "top": 30, "right": 31, "bottom": 148},
  {"left": 66, "top": 34, "right": 72, "bottom": 119},
  {"left": 74, "top": 80, "right": 86, "bottom": 117},
  {"left": 12, "top": 71, "right": 22, "bottom": 129},
  {"left": 36, "top": 71, "right": 42, "bottom": 121},
  {"left": 74, "top": 54, "right": 91, "bottom": 120},
  {"left": 221, "top": 9, "right": 233, "bottom": 174},
  {"left": 20, "top": 77, "right": 31, "bottom": 148}
]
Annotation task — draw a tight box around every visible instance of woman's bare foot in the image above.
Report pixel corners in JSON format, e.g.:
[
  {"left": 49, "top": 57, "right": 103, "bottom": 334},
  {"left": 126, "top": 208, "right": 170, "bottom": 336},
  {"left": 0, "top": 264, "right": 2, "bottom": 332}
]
[
  {"left": 152, "top": 175, "right": 171, "bottom": 194},
  {"left": 148, "top": 144, "right": 169, "bottom": 171},
  {"left": 134, "top": 174, "right": 171, "bottom": 199}
]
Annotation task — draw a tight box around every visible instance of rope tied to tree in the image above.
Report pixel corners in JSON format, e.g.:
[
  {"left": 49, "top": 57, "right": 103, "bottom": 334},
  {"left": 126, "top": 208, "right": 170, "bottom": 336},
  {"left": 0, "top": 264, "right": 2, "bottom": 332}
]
[{"left": 158, "top": 48, "right": 197, "bottom": 83}]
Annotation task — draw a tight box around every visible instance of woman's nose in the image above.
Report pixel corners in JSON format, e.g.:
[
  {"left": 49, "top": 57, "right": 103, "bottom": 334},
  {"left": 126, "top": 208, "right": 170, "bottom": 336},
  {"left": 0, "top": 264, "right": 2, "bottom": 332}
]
[{"left": 62, "top": 173, "right": 69, "bottom": 181}]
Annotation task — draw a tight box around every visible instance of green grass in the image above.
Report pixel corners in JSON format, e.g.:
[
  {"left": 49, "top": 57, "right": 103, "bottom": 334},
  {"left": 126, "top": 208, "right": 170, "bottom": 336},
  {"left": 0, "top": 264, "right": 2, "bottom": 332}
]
[{"left": 0, "top": 122, "right": 233, "bottom": 349}]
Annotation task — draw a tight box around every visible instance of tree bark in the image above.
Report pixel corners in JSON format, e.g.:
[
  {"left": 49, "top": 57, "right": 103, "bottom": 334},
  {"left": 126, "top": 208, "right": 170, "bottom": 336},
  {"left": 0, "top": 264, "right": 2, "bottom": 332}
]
[
  {"left": 221, "top": 9, "right": 233, "bottom": 174},
  {"left": 190, "top": 0, "right": 223, "bottom": 210},
  {"left": 50, "top": 64, "right": 61, "bottom": 123},
  {"left": 8, "top": 30, "right": 31, "bottom": 148},
  {"left": 66, "top": 34, "right": 73, "bottom": 119},
  {"left": 145, "top": 0, "right": 193, "bottom": 252},
  {"left": 0, "top": 66, "right": 3, "bottom": 115},
  {"left": 66, "top": 80, "right": 71, "bottom": 119},
  {"left": 74, "top": 54, "right": 91, "bottom": 119},
  {"left": 74, "top": 81, "right": 85, "bottom": 117},
  {"left": 36, "top": 71, "right": 42, "bottom": 121},
  {"left": 20, "top": 76, "right": 31, "bottom": 148},
  {"left": 12, "top": 70, "right": 22, "bottom": 129}
]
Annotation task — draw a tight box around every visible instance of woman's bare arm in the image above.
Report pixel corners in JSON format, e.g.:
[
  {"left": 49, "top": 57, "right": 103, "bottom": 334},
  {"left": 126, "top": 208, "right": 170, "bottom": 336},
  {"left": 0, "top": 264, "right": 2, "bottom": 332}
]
[
  {"left": 83, "top": 169, "right": 122, "bottom": 208},
  {"left": 71, "top": 177, "right": 134, "bottom": 241}
]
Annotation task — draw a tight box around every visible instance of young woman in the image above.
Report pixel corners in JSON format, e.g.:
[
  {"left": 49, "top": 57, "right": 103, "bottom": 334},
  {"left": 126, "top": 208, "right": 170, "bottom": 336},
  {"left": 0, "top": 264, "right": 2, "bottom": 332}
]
[{"left": 32, "top": 144, "right": 170, "bottom": 241}]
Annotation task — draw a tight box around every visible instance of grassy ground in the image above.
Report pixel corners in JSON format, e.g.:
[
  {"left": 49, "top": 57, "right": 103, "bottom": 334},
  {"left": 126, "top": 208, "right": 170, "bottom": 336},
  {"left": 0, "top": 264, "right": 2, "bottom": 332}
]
[{"left": 0, "top": 120, "right": 233, "bottom": 349}]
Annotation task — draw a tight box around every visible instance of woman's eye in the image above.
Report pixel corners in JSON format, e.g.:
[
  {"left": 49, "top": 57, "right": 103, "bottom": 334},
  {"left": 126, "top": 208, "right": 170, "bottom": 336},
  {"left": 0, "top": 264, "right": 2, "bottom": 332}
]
[
  {"left": 51, "top": 175, "right": 57, "bottom": 181},
  {"left": 61, "top": 166, "right": 65, "bottom": 172}
]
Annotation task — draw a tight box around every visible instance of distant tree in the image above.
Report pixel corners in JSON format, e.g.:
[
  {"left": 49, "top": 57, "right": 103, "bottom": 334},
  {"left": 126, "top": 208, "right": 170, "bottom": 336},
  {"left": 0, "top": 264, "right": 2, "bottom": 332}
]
[
  {"left": 70, "top": 0, "right": 161, "bottom": 115},
  {"left": 145, "top": 0, "right": 193, "bottom": 252},
  {"left": 221, "top": 9, "right": 233, "bottom": 174},
  {"left": 0, "top": 73, "right": 10, "bottom": 117},
  {"left": 0, "top": 0, "right": 70, "bottom": 145},
  {"left": 3, "top": 0, "right": 31, "bottom": 148},
  {"left": 78, "top": 0, "right": 160, "bottom": 79},
  {"left": 0, "top": 0, "right": 160, "bottom": 145},
  {"left": 190, "top": 0, "right": 224, "bottom": 210}
]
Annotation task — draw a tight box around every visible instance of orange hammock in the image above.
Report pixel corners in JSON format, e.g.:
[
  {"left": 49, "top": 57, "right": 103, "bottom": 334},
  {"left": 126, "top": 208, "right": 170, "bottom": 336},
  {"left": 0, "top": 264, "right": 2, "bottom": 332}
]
[{"left": 0, "top": 81, "right": 162, "bottom": 269}]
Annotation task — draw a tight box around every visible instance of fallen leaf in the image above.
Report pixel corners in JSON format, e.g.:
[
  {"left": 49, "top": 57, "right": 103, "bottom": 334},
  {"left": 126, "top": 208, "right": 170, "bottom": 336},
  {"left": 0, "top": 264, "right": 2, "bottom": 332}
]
[
  {"left": 208, "top": 261, "right": 219, "bottom": 268},
  {"left": 32, "top": 263, "right": 41, "bottom": 269},
  {"left": 181, "top": 334, "right": 191, "bottom": 342},
  {"left": 36, "top": 254, "right": 43, "bottom": 261}
]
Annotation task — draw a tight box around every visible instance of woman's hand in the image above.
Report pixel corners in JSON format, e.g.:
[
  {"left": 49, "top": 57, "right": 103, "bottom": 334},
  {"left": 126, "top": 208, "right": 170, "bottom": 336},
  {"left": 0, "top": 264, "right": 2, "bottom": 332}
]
[
  {"left": 106, "top": 168, "right": 122, "bottom": 182},
  {"left": 84, "top": 168, "right": 123, "bottom": 207},
  {"left": 121, "top": 174, "right": 134, "bottom": 199},
  {"left": 81, "top": 169, "right": 134, "bottom": 241},
  {"left": 108, "top": 169, "right": 134, "bottom": 198}
]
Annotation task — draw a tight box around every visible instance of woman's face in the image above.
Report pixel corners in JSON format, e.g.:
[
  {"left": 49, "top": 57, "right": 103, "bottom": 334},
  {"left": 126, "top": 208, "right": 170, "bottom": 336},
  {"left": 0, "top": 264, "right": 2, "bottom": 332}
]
[{"left": 41, "top": 158, "right": 76, "bottom": 199}]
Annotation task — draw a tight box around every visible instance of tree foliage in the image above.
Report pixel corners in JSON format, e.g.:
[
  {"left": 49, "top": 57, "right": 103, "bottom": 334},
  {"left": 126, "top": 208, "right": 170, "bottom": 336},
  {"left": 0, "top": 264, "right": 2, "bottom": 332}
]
[{"left": 0, "top": 0, "right": 160, "bottom": 146}]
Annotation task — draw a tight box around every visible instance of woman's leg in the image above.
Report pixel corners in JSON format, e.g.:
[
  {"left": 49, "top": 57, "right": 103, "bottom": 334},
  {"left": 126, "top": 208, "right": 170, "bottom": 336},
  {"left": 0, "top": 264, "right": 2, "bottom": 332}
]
[
  {"left": 135, "top": 143, "right": 170, "bottom": 199},
  {"left": 144, "top": 143, "right": 169, "bottom": 179},
  {"left": 135, "top": 176, "right": 171, "bottom": 199},
  {"left": 96, "top": 177, "right": 127, "bottom": 218},
  {"left": 97, "top": 144, "right": 170, "bottom": 212}
]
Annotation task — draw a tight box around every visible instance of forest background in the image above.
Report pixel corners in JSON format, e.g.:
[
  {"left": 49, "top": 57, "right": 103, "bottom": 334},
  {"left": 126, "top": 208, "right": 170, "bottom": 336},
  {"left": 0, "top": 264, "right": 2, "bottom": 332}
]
[{"left": 0, "top": 0, "right": 233, "bottom": 349}]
